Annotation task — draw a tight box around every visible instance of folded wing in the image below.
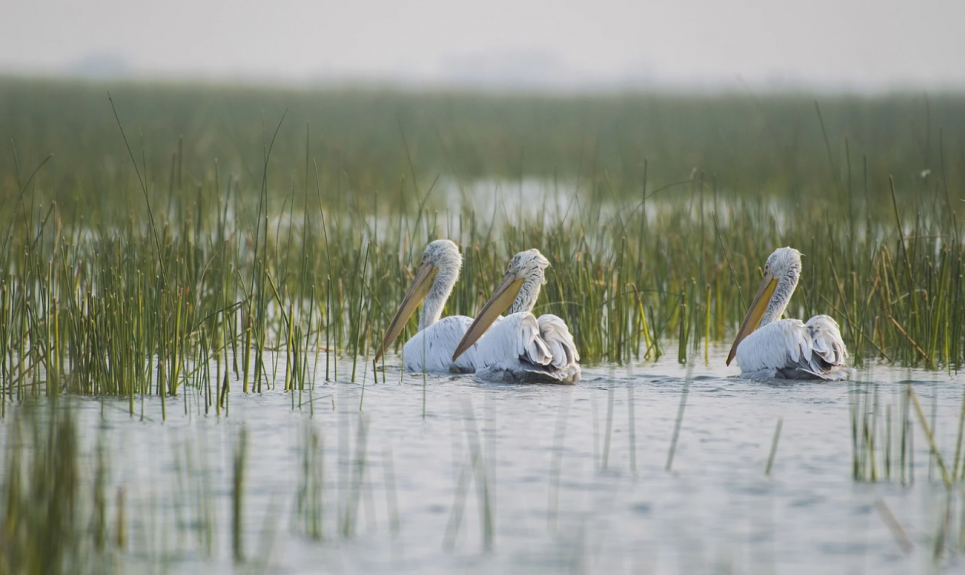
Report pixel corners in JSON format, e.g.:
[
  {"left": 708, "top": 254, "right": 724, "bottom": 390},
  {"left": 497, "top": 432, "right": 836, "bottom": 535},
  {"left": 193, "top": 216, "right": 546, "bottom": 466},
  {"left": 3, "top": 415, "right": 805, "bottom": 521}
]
[
  {"left": 402, "top": 315, "right": 477, "bottom": 373},
  {"left": 537, "top": 314, "right": 580, "bottom": 370},
  {"left": 735, "top": 317, "right": 851, "bottom": 380},
  {"left": 473, "top": 313, "right": 580, "bottom": 384}
]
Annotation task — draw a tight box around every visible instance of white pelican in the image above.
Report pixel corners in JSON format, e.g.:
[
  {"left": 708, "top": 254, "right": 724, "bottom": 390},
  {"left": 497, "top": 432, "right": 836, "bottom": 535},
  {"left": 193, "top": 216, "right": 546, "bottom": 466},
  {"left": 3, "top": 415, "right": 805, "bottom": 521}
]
[
  {"left": 373, "top": 239, "right": 478, "bottom": 373},
  {"left": 452, "top": 249, "right": 580, "bottom": 384},
  {"left": 727, "top": 247, "right": 852, "bottom": 380}
]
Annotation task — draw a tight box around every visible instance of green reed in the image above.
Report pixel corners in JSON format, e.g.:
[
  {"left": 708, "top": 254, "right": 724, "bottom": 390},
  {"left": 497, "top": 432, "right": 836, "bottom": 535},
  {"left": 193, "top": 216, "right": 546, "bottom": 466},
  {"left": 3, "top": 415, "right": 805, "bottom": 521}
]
[
  {"left": 0, "top": 401, "right": 116, "bottom": 575},
  {"left": 851, "top": 381, "right": 965, "bottom": 487},
  {"left": 1, "top": 77, "right": 965, "bottom": 404}
]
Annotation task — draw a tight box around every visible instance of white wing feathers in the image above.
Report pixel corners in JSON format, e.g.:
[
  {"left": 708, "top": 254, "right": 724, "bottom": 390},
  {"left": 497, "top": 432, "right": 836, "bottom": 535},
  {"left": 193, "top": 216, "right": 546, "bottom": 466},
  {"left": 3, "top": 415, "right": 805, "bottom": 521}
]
[
  {"left": 402, "top": 315, "right": 477, "bottom": 374},
  {"left": 736, "top": 316, "right": 851, "bottom": 380},
  {"left": 473, "top": 313, "right": 581, "bottom": 384},
  {"left": 805, "top": 315, "right": 848, "bottom": 372},
  {"left": 520, "top": 316, "right": 555, "bottom": 366},
  {"left": 473, "top": 313, "right": 549, "bottom": 368},
  {"left": 735, "top": 320, "right": 808, "bottom": 374},
  {"left": 537, "top": 314, "right": 580, "bottom": 369},
  {"left": 398, "top": 312, "right": 581, "bottom": 383}
]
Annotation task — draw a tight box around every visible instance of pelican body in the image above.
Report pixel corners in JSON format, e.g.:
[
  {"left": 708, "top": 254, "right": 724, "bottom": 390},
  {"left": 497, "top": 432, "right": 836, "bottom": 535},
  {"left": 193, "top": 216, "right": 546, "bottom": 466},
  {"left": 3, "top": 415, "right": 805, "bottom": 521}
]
[
  {"left": 727, "top": 247, "right": 852, "bottom": 380},
  {"left": 453, "top": 249, "right": 580, "bottom": 384},
  {"left": 374, "top": 240, "right": 478, "bottom": 374}
]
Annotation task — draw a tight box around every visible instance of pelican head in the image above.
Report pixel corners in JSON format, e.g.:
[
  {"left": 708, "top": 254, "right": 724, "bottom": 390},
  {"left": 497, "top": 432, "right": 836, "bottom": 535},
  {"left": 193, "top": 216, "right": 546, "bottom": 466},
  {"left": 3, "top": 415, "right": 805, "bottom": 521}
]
[
  {"left": 726, "top": 247, "right": 802, "bottom": 366},
  {"left": 373, "top": 239, "right": 462, "bottom": 364},
  {"left": 452, "top": 249, "right": 549, "bottom": 360}
]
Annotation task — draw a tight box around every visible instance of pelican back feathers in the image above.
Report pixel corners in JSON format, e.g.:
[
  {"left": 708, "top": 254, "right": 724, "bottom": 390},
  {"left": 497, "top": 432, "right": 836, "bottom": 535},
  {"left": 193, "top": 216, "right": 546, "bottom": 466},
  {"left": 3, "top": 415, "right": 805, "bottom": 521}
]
[
  {"left": 734, "top": 317, "right": 852, "bottom": 381},
  {"left": 472, "top": 313, "right": 581, "bottom": 384},
  {"left": 402, "top": 315, "right": 478, "bottom": 374},
  {"left": 537, "top": 314, "right": 580, "bottom": 370}
]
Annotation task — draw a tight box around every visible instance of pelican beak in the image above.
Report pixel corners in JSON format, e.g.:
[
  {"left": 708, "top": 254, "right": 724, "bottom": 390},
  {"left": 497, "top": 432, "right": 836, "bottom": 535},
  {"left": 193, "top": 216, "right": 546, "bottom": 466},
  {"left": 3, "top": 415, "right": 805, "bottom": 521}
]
[
  {"left": 726, "top": 272, "right": 778, "bottom": 366},
  {"left": 373, "top": 262, "right": 438, "bottom": 364},
  {"left": 452, "top": 273, "right": 523, "bottom": 360}
]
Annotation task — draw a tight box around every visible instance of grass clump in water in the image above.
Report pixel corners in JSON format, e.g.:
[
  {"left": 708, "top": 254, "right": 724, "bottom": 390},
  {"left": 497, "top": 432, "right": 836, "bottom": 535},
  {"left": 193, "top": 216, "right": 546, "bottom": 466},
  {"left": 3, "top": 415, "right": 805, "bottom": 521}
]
[{"left": 0, "top": 77, "right": 964, "bottom": 406}]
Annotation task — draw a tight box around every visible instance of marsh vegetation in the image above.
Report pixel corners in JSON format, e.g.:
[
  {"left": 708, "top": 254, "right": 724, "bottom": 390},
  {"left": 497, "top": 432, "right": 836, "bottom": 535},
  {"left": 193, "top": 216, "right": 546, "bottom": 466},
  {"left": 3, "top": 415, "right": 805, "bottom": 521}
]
[{"left": 1, "top": 77, "right": 965, "bottom": 573}]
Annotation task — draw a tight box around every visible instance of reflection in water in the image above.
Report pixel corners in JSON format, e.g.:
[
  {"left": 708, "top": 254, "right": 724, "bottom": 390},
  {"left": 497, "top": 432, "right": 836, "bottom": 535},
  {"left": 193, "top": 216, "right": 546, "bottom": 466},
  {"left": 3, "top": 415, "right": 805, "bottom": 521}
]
[{"left": 2, "top": 347, "right": 963, "bottom": 574}]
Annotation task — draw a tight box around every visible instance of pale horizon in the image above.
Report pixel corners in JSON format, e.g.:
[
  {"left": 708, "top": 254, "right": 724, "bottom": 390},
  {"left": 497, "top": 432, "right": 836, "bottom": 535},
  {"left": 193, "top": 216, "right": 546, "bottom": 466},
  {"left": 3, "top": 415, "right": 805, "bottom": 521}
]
[{"left": 3, "top": 0, "right": 964, "bottom": 92}]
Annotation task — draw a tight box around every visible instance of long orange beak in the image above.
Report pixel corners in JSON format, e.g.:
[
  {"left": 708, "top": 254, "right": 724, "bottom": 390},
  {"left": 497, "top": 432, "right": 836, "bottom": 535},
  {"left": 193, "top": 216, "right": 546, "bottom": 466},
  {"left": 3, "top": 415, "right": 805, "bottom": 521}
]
[
  {"left": 452, "top": 273, "right": 523, "bottom": 360},
  {"left": 373, "top": 262, "right": 437, "bottom": 364},
  {"left": 726, "top": 272, "right": 778, "bottom": 366}
]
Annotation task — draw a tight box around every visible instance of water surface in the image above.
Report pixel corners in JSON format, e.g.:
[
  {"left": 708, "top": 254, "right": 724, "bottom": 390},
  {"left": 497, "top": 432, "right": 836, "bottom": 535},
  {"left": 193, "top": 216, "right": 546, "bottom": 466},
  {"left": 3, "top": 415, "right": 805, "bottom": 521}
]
[{"left": 6, "top": 347, "right": 964, "bottom": 574}]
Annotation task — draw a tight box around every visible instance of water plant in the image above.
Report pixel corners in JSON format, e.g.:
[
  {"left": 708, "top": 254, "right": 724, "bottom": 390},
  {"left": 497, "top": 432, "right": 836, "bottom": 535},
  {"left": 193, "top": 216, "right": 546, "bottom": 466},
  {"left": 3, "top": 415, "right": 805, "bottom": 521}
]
[{"left": 0, "top": 76, "right": 963, "bottom": 409}]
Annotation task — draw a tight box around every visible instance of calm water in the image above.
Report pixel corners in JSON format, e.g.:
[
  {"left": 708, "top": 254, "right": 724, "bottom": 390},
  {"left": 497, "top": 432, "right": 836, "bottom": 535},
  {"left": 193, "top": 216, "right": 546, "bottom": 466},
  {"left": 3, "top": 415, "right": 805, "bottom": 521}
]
[{"left": 4, "top": 346, "right": 965, "bottom": 574}]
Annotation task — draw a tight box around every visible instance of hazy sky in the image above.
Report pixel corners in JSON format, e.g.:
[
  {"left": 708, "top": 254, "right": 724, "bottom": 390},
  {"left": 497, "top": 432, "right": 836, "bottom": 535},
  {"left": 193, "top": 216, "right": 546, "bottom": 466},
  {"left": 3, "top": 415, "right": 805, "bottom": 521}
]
[{"left": 3, "top": 0, "right": 964, "bottom": 90}]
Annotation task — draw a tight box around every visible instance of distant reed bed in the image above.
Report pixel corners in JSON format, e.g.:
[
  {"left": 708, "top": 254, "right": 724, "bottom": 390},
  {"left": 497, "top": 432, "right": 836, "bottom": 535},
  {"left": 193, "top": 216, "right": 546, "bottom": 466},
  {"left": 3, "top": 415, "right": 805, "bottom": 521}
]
[{"left": 0, "top": 77, "right": 963, "bottom": 405}]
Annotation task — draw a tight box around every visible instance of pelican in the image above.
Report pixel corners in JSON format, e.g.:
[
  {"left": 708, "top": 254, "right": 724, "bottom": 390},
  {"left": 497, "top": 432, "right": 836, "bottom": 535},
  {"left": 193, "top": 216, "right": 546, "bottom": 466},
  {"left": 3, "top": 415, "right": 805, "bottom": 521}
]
[
  {"left": 727, "top": 247, "right": 852, "bottom": 380},
  {"left": 373, "top": 239, "right": 478, "bottom": 373},
  {"left": 452, "top": 249, "right": 580, "bottom": 384}
]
